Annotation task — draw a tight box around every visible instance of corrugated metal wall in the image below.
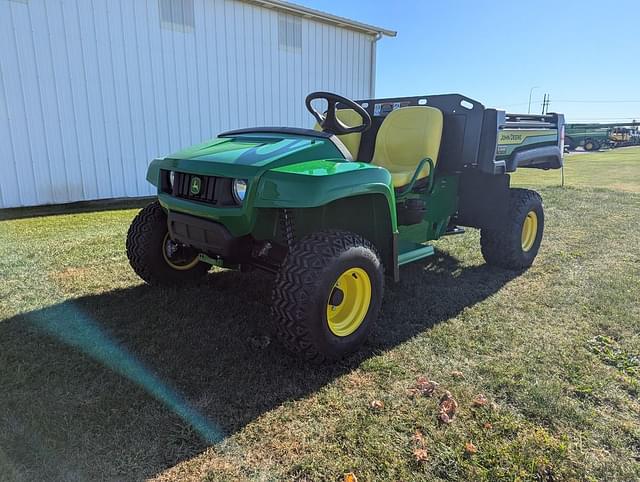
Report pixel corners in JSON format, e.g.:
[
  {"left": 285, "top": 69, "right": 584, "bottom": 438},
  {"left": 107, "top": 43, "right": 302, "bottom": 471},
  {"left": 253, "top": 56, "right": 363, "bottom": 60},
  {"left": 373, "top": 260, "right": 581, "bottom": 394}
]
[{"left": 0, "top": 0, "right": 375, "bottom": 208}]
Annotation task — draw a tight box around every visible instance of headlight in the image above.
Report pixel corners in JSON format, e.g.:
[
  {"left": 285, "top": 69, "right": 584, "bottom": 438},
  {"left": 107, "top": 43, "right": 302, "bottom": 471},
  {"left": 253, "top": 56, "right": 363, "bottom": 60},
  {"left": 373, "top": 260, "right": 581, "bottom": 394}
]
[
  {"left": 168, "top": 170, "right": 175, "bottom": 187},
  {"left": 232, "top": 179, "right": 248, "bottom": 203}
]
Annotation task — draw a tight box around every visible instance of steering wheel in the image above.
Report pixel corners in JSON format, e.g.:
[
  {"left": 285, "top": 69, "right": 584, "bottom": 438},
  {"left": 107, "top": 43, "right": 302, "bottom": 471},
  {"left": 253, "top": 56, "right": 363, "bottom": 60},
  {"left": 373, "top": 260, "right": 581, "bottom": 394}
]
[{"left": 305, "top": 91, "right": 372, "bottom": 135}]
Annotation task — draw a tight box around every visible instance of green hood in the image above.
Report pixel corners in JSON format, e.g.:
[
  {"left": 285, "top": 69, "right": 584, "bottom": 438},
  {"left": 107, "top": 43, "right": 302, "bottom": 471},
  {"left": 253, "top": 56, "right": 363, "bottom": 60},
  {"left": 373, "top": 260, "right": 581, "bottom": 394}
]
[
  {"left": 146, "top": 131, "right": 347, "bottom": 187},
  {"left": 168, "top": 133, "right": 343, "bottom": 169}
]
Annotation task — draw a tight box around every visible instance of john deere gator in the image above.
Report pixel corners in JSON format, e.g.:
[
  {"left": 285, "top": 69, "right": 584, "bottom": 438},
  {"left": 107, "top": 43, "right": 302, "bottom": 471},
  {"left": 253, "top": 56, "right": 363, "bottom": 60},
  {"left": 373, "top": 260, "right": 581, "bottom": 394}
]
[{"left": 127, "top": 92, "right": 565, "bottom": 360}]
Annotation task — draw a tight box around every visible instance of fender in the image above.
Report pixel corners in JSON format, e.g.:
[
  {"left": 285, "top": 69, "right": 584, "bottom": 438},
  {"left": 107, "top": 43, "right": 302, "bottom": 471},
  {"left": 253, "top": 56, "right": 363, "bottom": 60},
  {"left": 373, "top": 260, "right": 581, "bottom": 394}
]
[
  {"left": 146, "top": 158, "right": 163, "bottom": 186},
  {"left": 254, "top": 159, "right": 398, "bottom": 232}
]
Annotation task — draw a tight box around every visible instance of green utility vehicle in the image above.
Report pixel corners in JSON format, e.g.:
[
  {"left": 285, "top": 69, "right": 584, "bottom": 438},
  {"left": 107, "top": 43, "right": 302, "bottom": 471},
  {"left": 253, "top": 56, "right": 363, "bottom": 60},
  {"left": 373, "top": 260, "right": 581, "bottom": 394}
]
[{"left": 127, "top": 92, "right": 565, "bottom": 361}]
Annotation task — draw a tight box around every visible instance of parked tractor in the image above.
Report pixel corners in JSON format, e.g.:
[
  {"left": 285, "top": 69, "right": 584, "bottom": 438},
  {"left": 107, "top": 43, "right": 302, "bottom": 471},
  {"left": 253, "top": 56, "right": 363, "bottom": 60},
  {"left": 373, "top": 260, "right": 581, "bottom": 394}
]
[
  {"left": 127, "top": 92, "right": 565, "bottom": 360},
  {"left": 609, "top": 126, "right": 640, "bottom": 147}
]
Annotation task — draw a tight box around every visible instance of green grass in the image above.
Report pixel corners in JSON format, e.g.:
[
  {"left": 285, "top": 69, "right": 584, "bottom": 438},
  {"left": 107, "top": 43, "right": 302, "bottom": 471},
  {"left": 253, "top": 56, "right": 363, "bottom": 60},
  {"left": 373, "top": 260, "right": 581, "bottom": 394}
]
[{"left": 1, "top": 148, "right": 639, "bottom": 481}]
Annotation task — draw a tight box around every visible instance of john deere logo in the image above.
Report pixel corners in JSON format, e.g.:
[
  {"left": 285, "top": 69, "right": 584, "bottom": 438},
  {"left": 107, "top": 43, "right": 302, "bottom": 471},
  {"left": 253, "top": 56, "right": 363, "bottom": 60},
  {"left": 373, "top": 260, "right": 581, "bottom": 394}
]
[{"left": 190, "top": 177, "right": 201, "bottom": 195}]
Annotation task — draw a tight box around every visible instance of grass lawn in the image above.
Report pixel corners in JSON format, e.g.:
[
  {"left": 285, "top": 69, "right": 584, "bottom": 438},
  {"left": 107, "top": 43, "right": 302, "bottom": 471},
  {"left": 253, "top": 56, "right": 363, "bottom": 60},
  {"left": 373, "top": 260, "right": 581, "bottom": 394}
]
[{"left": 1, "top": 147, "right": 639, "bottom": 481}]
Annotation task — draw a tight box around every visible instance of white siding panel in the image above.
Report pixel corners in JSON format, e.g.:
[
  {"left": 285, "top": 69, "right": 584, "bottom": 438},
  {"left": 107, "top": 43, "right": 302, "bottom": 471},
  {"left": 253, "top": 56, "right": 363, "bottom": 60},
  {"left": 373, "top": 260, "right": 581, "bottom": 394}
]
[
  {"left": 133, "top": 0, "right": 159, "bottom": 195},
  {"left": 0, "top": 8, "right": 21, "bottom": 207},
  {"left": 92, "top": 0, "right": 127, "bottom": 197},
  {"left": 48, "top": 1, "right": 87, "bottom": 201},
  {"left": 194, "top": 0, "right": 211, "bottom": 140},
  {"left": 63, "top": 0, "right": 100, "bottom": 200},
  {"left": 4, "top": 5, "right": 33, "bottom": 204},
  {"left": 0, "top": 0, "right": 377, "bottom": 208},
  {"left": 76, "top": 0, "right": 111, "bottom": 199},
  {"left": 1, "top": 1, "right": 38, "bottom": 206}
]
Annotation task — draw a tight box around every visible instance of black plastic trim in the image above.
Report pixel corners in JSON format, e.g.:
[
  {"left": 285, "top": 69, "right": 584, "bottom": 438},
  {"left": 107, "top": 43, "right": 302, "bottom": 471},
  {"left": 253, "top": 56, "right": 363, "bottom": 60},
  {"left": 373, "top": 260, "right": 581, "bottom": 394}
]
[
  {"left": 477, "top": 109, "right": 503, "bottom": 174},
  {"left": 391, "top": 232, "right": 399, "bottom": 282},
  {"left": 455, "top": 171, "right": 510, "bottom": 230},
  {"left": 219, "top": 126, "right": 333, "bottom": 139},
  {"left": 167, "top": 211, "right": 249, "bottom": 259},
  {"left": 161, "top": 170, "right": 238, "bottom": 207},
  {"left": 507, "top": 146, "right": 563, "bottom": 171}
]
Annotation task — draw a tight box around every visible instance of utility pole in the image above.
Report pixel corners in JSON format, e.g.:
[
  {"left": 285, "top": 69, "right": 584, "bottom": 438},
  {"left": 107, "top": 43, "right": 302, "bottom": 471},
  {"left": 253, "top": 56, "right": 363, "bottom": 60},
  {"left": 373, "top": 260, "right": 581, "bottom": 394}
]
[{"left": 541, "top": 93, "right": 550, "bottom": 114}]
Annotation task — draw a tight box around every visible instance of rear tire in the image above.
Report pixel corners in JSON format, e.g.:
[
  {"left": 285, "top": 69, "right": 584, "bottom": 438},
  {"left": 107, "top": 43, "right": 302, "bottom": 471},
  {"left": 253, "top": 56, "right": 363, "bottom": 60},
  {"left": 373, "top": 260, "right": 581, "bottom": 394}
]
[
  {"left": 584, "top": 140, "right": 595, "bottom": 151},
  {"left": 126, "top": 201, "right": 209, "bottom": 286},
  {"left": 272, "top": 230, "right": 384, "bottom": 362},
  {"left": 480, "top": 189, "right": 544, "bottom": 270}
]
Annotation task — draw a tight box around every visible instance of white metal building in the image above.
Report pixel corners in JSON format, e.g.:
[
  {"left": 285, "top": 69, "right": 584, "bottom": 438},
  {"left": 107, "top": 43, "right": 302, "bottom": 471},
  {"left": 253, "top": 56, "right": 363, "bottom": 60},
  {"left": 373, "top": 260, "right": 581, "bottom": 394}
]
[{"left": 0, "top": 0, "right": 394, "bottom": 208}]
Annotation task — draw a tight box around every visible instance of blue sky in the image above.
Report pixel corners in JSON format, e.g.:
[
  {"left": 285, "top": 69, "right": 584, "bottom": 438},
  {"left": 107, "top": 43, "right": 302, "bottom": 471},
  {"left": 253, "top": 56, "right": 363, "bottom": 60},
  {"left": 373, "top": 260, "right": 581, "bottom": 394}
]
[{"left": 296, "top": 0, "right": 640, "bottom": 123}]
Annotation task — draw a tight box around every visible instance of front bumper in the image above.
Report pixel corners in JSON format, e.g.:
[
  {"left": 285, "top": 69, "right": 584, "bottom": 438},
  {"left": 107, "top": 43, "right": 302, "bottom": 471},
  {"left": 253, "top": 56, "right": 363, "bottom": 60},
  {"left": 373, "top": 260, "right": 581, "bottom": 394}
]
[
  {"left": 167, "top": 211, "right": 250, "bottom": 259},
  {"left": 158, "top": 192, "right": 252, "bottom": 238}
]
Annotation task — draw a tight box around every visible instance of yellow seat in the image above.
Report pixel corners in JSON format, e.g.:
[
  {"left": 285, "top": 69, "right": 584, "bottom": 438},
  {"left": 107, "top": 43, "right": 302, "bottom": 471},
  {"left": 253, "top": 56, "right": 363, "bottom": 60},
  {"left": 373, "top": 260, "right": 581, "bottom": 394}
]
[
  {"left": 371, "top": 106, "right": 443, "bottom": 188},
  {"left": 314, "top": 109, "right": 363, "bottom": 160}
]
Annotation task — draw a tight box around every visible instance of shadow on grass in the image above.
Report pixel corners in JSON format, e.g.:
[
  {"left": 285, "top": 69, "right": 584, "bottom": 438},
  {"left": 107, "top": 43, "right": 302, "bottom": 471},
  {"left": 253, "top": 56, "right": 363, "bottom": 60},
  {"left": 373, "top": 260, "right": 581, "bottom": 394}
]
[{"left": 0, "top": 252, "right": 518, "bottom": 480}]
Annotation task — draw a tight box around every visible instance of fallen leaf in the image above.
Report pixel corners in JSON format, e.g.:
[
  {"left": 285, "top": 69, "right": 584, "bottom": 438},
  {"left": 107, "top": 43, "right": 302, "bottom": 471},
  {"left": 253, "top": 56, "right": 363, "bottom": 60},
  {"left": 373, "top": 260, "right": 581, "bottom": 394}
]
[
  {"left": 464, "top": 442, "right": 477, "bottom": 455},
  {"left": 343, "top": 473, "right": 358, "bottom": 482},
  {"left": 438, "top": 391, "right": 458, "bottom": 424},
  {"left": 472, "top": 394, "right": 488, "bottom": 407},
  {"left": 483, "top": 422, "right": 493, "bottom": 430},
  {"left": 370, "top": 399, "right": 385, "bottom": 410},
  {"left": 413, "top": 447, "right": 429, "bottom": 462},
  {"left": 406, "top": 388, "right": 420, "bottom": 398},
  {"left": 451, "top": 370, "right": 464, "bottom": 378},
  {"left": 408, "top": 376, "right": 439, "bottom": 398},
  {"left": 411, "top": 429, "right": 426, "bottom": 446}
]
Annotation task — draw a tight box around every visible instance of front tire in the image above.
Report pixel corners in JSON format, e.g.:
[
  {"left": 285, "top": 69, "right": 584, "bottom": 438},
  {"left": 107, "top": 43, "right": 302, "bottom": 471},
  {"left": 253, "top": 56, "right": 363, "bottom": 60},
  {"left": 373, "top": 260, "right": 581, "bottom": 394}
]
[
  {"left": 126, "top": 201, "right": 209, "bottom": 286},
  {"left": 272, "top": 230, "right": 384, "bottom": 362},
  {"left": 480, "top": 189, "right": 544, "bottom": 270}
]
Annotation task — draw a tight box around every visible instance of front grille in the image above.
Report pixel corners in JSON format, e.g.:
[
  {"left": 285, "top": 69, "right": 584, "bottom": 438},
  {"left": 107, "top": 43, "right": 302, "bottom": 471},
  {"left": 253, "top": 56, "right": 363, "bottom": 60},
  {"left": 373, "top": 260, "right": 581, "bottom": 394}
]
[{"left": 162, "top": 170, "right": 237, "bottom": 207}]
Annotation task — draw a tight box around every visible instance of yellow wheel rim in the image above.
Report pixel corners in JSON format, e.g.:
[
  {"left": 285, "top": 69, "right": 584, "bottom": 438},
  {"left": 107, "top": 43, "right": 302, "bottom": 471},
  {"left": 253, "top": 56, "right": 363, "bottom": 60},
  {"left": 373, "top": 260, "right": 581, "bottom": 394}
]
[
  {"left": 162, "top": 233, "right": 200, "bottom": 271},
  {"left": 521, "top": 211, "right": 538, "bottom": 252},
  {"left": 326, "top": 267, "right": 372, "bottom": 337}
]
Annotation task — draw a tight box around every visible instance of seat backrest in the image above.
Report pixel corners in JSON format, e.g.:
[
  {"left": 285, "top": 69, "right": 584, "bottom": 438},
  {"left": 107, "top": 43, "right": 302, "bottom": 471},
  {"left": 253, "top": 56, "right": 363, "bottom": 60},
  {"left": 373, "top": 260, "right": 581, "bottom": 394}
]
[
  {"left": 371, "top": 106, "right": 443, "bottom": 175},
  {"left": 314, "top": 109, "right": 363, "bottom": 160}
]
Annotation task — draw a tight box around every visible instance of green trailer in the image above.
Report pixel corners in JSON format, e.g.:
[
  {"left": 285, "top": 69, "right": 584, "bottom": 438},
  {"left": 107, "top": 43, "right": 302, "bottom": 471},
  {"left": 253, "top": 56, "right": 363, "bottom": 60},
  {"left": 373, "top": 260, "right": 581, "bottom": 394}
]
[
  {"left": 564, "top": 124, "right": 611, "bottom": 151},
  {"left": 127, "top": 92, "right": 565, "bottom": 361}
]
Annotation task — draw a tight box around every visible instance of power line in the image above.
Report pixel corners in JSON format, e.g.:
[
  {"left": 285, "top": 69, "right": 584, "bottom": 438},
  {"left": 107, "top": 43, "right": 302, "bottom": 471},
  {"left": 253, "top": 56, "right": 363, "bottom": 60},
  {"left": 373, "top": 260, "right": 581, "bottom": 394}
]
[
  {"left": 502, "top": 99, "right": 640, "bottom": 107},
  {"left": 553, "top": 99, "right": 640, "bottom": 103},
  {"left": 571, "top": 117, "right": 639, "bottom": 121},
  {"left": 568, "top": 115, "right": 640, "bottom": 119}
]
